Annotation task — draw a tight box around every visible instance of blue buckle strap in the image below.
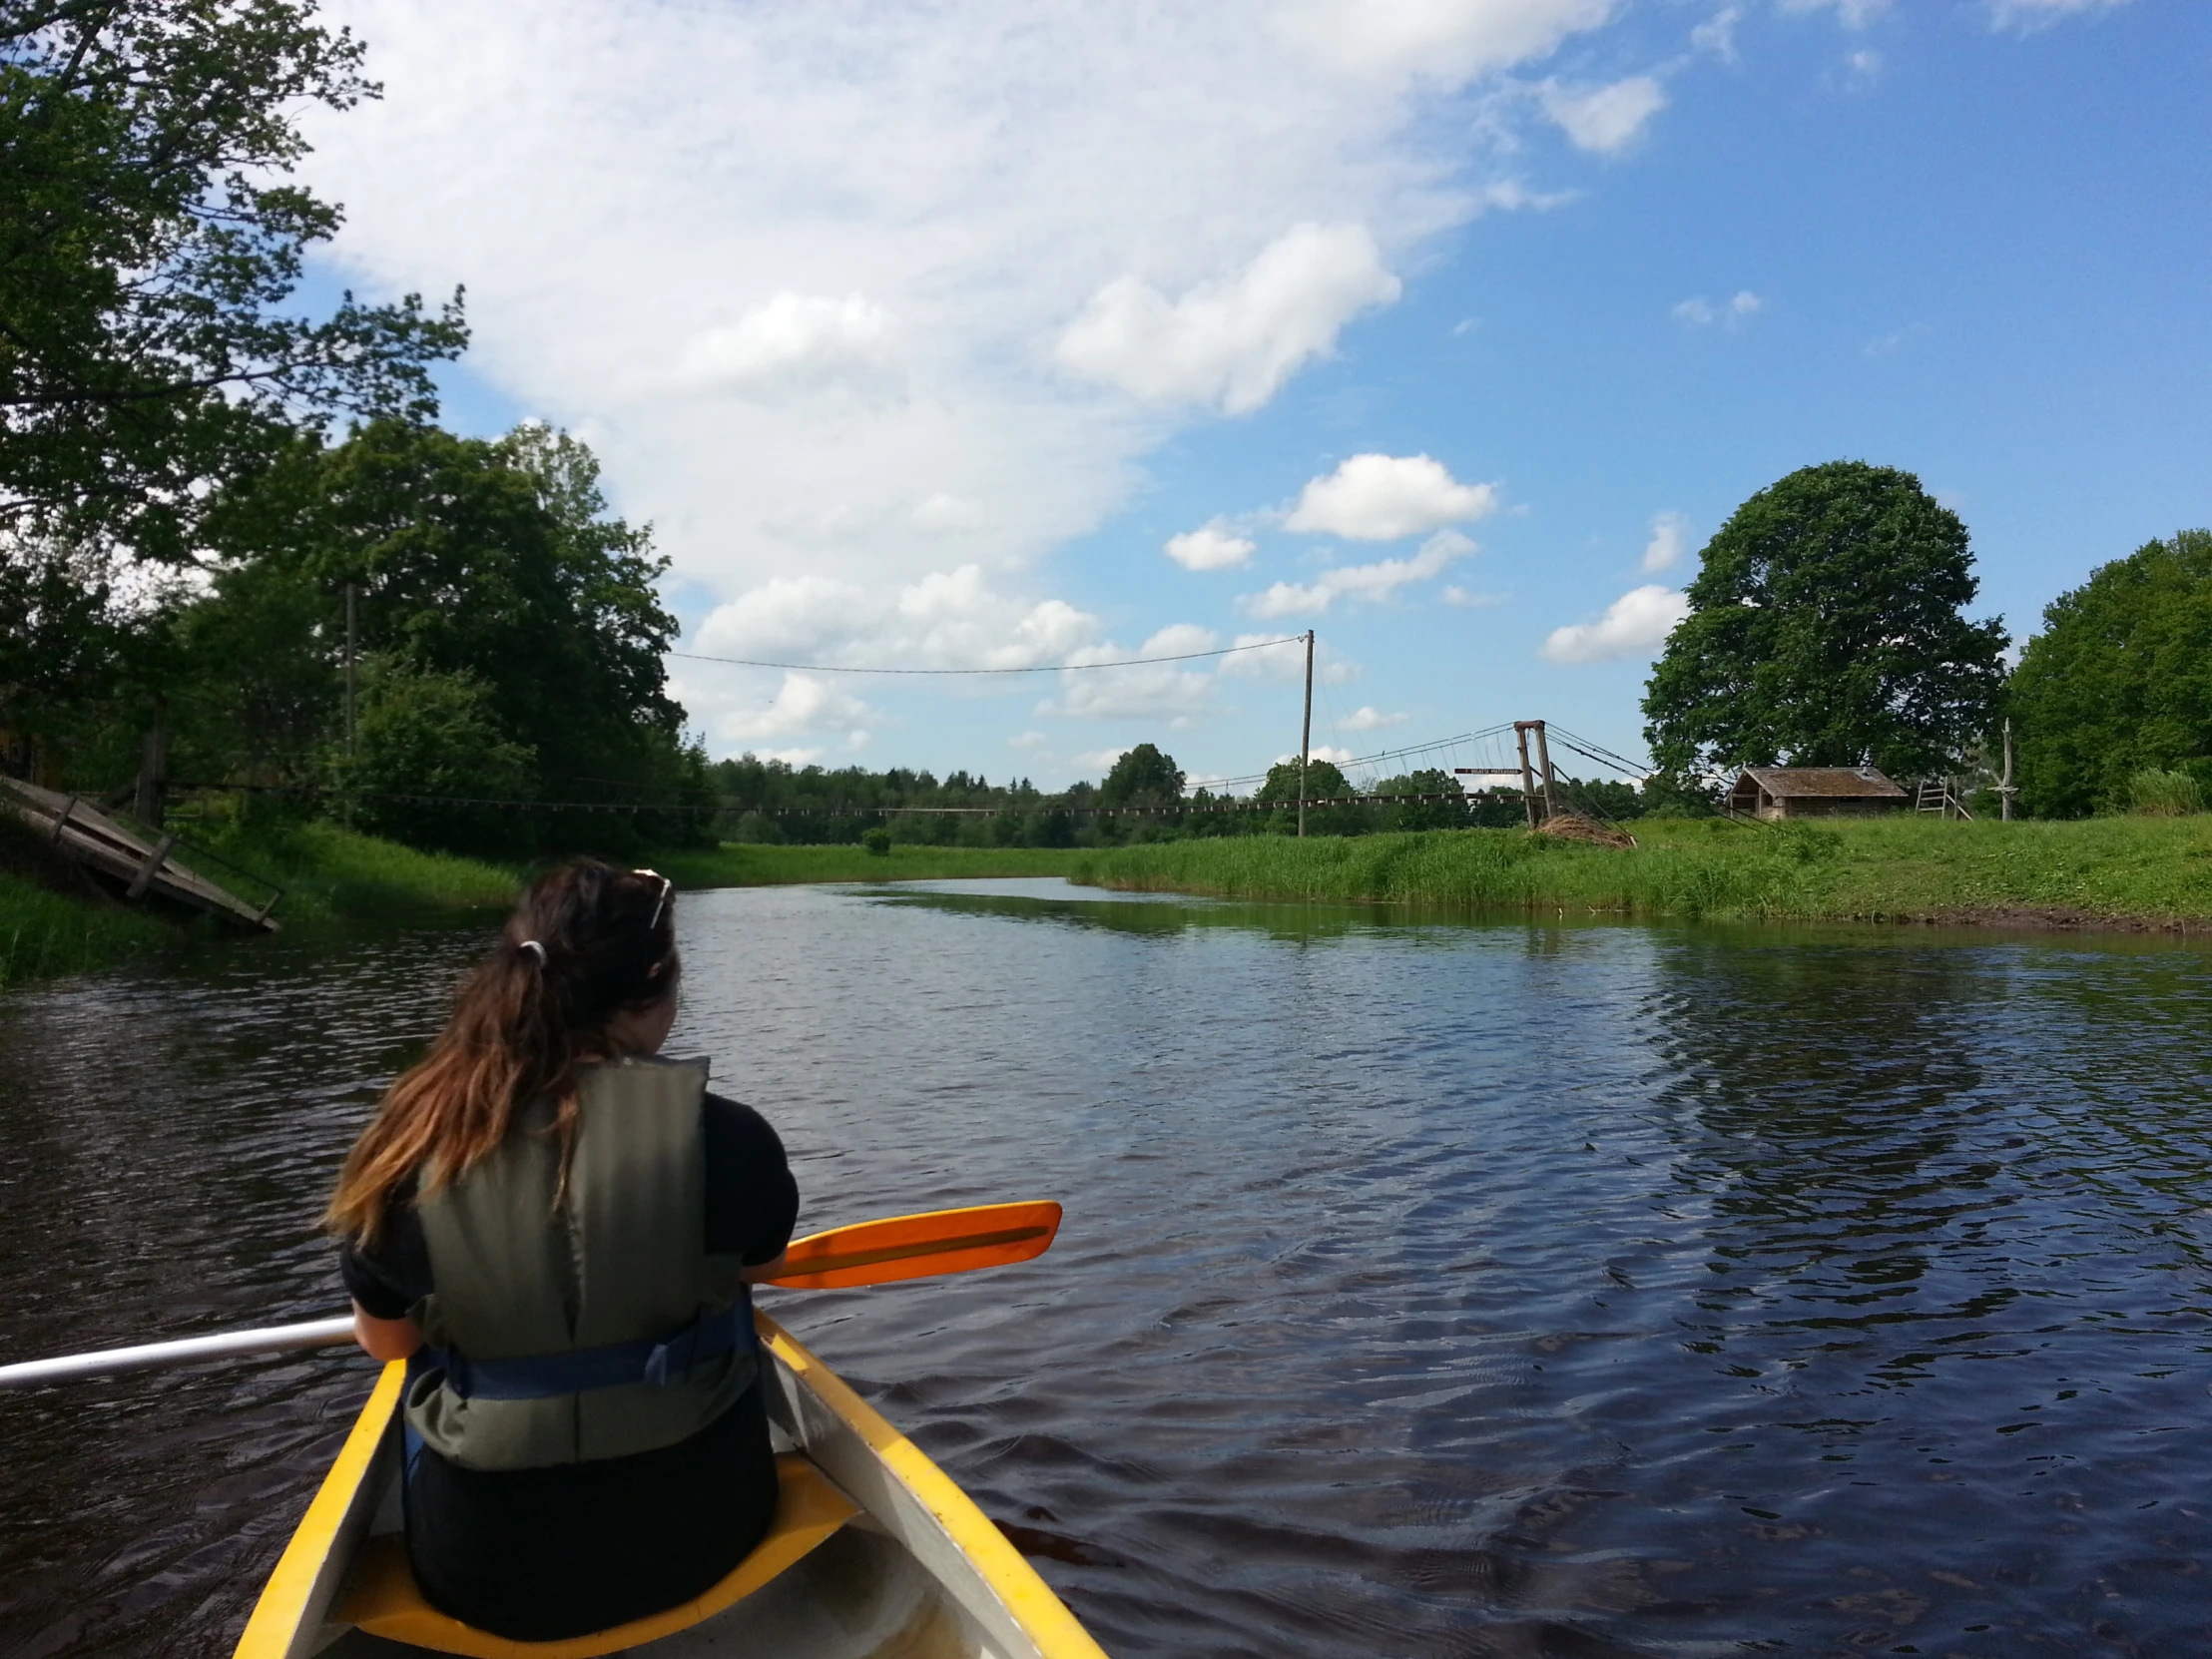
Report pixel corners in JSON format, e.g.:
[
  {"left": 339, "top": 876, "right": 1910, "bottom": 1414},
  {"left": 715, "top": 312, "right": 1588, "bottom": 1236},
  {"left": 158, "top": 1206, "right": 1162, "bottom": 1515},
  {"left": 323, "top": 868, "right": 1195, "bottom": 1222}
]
[{"left": 426, "top": 1302, "right": 757, "bottom": 1402}]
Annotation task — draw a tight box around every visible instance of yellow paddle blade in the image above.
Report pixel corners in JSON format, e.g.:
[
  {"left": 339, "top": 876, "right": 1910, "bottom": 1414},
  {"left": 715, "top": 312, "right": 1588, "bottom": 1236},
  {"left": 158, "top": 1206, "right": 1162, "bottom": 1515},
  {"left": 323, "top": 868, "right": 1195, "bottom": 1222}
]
[{"left": 767, "top": 1201, "right": 1062, "bottom": 1290}]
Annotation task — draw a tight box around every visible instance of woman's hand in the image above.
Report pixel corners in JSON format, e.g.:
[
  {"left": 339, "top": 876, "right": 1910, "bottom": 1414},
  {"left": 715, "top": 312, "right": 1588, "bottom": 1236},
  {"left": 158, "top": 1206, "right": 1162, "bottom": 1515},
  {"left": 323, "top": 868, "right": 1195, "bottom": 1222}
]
[{"left": 352, "top": 1300, "right": 424, "bottom": 1362}]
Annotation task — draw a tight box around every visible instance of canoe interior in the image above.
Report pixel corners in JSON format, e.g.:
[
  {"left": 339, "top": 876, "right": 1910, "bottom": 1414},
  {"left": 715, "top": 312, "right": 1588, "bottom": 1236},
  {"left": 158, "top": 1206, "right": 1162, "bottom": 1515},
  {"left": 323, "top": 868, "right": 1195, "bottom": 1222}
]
[{"left": 244, "top": 1315, "right": 1103, "bottom": 1659}]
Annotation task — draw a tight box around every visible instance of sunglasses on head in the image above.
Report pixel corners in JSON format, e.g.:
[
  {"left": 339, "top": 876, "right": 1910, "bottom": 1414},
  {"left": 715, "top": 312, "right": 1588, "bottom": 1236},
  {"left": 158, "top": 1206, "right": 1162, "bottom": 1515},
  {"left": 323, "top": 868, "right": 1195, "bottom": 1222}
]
[{"left": 634, "top": 868, "right": 672, "bottom": 932}]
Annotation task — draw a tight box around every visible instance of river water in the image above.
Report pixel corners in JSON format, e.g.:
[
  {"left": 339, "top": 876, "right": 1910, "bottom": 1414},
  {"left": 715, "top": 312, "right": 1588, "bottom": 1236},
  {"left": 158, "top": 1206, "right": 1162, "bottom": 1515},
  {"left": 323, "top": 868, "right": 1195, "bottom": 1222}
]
[{"left": 2, "top": 879, "right": 2210, "bottom": 1658}]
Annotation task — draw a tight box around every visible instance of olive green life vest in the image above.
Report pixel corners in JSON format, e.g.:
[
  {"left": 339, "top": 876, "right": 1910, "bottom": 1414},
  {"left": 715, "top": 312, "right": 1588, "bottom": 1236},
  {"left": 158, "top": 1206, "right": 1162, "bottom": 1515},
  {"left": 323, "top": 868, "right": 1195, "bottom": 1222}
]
[{"left": 402, "top": 1056, "right": 757, "bottom": 1472}]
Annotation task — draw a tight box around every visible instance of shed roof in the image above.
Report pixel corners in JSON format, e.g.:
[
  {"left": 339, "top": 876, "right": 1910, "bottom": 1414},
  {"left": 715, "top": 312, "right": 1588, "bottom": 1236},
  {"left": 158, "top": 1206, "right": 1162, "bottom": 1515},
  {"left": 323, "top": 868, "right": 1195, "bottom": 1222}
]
[{"left": 1734, "top": 766, "right": 1906, "bottom": 800}]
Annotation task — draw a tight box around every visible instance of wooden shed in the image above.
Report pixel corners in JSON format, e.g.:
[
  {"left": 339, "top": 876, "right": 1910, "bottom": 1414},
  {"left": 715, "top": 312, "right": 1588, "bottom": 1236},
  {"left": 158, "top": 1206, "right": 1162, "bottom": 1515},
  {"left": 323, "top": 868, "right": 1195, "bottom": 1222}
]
[{"left": 1728, "top": 766, "right": 1908, "bottom": 821}]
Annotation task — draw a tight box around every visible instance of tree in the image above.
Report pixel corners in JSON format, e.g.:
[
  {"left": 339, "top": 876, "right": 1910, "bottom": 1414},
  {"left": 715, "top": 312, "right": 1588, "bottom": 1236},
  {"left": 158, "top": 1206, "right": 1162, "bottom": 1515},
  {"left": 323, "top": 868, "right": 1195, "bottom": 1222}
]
[
  {"left": 1097, "top": 743, "right": 1185, "bottom": 806},
  {"left": 1372, "top": 768, "right": 1469, "bottom": 830},
  {"left": 2007, "top": 529, "right": 2212, "bottom": 818},
  {"left": 1, "top": 1, "right": 466, "bottom": 561},
  {"left": 330, "top": 656, "right": 535, "bottom": 854},
  {"left": 1643, "top": 462, "right": 2008, "bottom": 780},
  {"left": 201, "top": 419, "right": 707, "bottom": 851}
]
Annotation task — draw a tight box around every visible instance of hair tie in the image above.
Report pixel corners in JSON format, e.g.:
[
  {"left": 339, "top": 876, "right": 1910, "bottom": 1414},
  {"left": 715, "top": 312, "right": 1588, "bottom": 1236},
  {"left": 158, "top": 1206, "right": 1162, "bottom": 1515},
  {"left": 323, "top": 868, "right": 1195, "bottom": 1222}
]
[{"left": 518, "top": 939, "right": 547, "bottom": 966}]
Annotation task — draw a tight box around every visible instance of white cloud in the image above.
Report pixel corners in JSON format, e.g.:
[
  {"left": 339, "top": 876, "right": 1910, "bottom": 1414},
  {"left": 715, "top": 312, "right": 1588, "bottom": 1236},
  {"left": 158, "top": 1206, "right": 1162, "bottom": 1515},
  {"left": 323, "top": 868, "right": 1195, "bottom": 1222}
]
[
  {"left": 912, "top": 492, "right": 986, "bottom": 533},
  {"left": 1216, "top": 632, "right": 1313, "bottom": 680},
  {"left": 1641, "top": 509, "right": 1691, "bottom": 573},
  {"left": 707, "top": 672, "right": 877, "bottom": 746},
  {"left": 1284, "top": 455, "right": 1497, "bottom": 541},
  {"left": 697, "top": 563, "right": 1099, "bottom": 671},
  {"left": 1164, "top": 519, "right": 1258, "bottom": 571},
  {"left": 1241, "top": 529, "right": 1470, "bottom": 617},
  {"left": 1844, "top": 48, "right": 1883, "bottom": 87},
  {"left": 1337, "top": 706, "right": 1407, "bottom": 731},
  {"left": 1038, "top": 625, "right": 1219, "bottom": 722},
  {"left": 1539, "top": 585, "right": 1690, "bottom": 664},
  {"left": 1779, "top": 0, "right": 1890, "bottom": 25},
  {"left": 1273, "top": 0, "right": 1619, "bottom": 87},
  {"left": 680, "top": 291, "right": 898, "bottom": 400},
  {"left": 1537, "top": 76, "right": 1667, "bottom": 155},
  {"left": 1055, "top": 223, "right": 1400, "bottom": 414},
  {"left": 1691, "top": 7, "right": 1743, "bottom": 60},
  {"left": 1984, "top": 0, "right": 2127, "bottom": 28},
  {"left": 1672, "top": 290, "right": 1763, "bottom": 328},
  {"left": 297, "top": 2, "right": 1626, "bottom": 615},
  {"left": 1283, "top": 744, "right": 1361, "bottom": 767},
  {"left": 1009, "top": 730, "right": 1049, "bottom": 750},
  {"left": 1441, "top": 585, "right": 1505, "bottom": 608}
]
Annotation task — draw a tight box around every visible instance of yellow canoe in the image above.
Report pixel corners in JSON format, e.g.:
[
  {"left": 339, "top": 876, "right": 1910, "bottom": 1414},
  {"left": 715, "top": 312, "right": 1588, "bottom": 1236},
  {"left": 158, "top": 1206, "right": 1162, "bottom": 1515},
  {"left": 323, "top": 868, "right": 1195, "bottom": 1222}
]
[{"left": 234, "top": 1313, "right": 1109, "bottom": 1659}]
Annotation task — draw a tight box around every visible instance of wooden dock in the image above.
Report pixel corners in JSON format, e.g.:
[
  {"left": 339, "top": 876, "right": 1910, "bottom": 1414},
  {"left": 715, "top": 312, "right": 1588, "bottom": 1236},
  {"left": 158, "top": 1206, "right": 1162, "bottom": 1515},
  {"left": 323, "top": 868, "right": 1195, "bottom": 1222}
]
[{"left": 1, "top": 777, "right": 282, "bottom": 931}]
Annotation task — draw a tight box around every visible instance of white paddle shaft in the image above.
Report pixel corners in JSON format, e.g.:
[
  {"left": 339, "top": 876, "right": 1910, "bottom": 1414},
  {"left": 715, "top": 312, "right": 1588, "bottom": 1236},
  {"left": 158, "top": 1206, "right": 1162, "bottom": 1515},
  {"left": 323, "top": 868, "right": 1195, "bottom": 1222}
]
[{"left": 0, "top": 1315, "right": 357, "bottom": 1389}]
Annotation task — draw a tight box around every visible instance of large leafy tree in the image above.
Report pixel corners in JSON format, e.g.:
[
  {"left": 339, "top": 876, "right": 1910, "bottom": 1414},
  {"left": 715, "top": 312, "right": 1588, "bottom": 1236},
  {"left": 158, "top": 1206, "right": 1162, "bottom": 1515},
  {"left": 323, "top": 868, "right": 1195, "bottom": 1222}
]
[
  {"left": 199, "top": 419, "right": 709, "bottom": 851},
  {"left": 1643, "top": 461, "right": 2008, "bottom": 780},
  {"left": 2007, "top": 529, "right": 2212, "bottom": 818},
  {"left": 1097, "top": 743, "right": 1185, "bottom": 807},
  {"left": 1, "top": 0, "right": 465, "bottom": 561}
]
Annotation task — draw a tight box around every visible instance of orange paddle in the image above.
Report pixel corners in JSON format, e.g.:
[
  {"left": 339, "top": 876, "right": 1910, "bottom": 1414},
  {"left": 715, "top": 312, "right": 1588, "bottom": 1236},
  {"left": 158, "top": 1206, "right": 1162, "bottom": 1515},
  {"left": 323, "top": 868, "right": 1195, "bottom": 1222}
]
[{"left": 764, "top": 1201, "right": 1062, "bottom": 1291}]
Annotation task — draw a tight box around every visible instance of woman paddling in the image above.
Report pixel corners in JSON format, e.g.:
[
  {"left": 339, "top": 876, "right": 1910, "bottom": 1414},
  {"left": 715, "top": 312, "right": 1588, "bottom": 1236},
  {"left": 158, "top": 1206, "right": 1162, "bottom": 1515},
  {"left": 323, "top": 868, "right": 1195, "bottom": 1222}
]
[{"left": 323, "top": 859, "right": 798, "bottom": 1642}]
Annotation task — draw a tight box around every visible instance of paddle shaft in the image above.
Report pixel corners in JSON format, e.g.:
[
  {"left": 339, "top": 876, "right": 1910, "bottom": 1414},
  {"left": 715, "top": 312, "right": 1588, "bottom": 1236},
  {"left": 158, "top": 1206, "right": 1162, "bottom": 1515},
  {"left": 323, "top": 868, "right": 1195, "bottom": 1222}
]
[
  {"left": 1, "top": 1201, "right": 1062, "bottom": 1388},
  {"left": 0, "top": 1316, "right": 357, "bottom": 1390}
]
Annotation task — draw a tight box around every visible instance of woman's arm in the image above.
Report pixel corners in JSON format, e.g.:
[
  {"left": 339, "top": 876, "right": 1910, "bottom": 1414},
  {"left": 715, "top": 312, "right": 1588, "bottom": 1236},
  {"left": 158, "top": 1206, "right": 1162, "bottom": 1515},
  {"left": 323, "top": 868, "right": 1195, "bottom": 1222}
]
[
  {"left": 739, "top": 1251, "right": 788, "bottom": 1285},
  {"left": 351, "top": 1299, "right": 423, "bottom": 1362}
]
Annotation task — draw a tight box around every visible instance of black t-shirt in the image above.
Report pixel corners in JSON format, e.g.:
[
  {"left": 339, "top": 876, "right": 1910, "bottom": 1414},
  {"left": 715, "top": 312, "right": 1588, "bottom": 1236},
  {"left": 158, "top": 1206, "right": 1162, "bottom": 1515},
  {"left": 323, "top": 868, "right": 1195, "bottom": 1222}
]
[{"left": 334, "top": 1090, "right": 799, "bottom": 1642}]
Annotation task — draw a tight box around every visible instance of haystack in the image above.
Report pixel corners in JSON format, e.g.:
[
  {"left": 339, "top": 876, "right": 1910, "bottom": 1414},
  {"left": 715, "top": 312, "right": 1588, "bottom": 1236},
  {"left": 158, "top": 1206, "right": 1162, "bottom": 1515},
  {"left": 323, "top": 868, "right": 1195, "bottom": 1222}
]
[{"left": 1536, "top": 811, "right": 1637, "bottom": 849}]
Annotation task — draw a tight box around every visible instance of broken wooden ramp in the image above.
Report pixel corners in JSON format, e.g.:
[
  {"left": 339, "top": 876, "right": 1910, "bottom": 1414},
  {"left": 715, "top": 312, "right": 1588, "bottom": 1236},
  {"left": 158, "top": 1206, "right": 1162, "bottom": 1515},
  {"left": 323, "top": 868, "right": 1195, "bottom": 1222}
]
[{"left": 2, "top": 778, "right": 283, "bottom": 932}]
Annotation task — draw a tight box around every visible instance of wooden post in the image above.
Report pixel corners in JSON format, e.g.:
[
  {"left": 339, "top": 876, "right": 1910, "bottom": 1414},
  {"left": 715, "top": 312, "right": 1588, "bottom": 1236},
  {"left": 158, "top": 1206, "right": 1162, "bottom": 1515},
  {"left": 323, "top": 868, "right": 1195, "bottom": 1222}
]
[
  {"left": 1999, "top": 718, "right": 2015, "bottom": 823},
  {"left": 133, "top": 719, "right": 168, "bottom": 830},
  {"left": 1532, "top": 720, "right": 1558, "bottom": 822},
  {"left": 1513, "top": 722, "right": 1538, "bottom": 830},
  {"left": 126, "top": 833, "right": 178, "bottom": 901},
  {"left": 345, "top": 583, "right": 357, "bottom": 756},
  {"left": 343, "top": 582, "right": 357, "bottom": 830},
  {"left": 1298, "top": 628, "right": 1314, "bottom": 839}
]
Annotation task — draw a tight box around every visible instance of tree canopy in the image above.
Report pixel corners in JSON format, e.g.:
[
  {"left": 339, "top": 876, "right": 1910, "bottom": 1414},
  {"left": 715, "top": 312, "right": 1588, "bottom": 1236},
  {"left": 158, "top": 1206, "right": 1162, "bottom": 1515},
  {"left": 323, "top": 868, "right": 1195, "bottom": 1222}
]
[
  {"left": 1097, "top": 743, "right": 1185, "bottom": 806},
  {"left": 2008, "top": 529, "right": 2212, "bottom": 818},
  {"left": 1642, "top": 461, "right": 2008, "bottom": 780},
  {"left": 1, "top": 0, "right": 465, "bottom": 560},
  {"left": 193, "top": 419, "right": 706, "bottom": 851}
]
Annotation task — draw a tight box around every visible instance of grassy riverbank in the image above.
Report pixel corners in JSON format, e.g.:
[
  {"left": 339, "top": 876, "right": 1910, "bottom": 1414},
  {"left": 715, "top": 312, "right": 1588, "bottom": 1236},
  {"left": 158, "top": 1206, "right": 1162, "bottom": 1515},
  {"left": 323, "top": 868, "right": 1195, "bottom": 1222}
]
[
  {"left": 0, "top": 819, "right": 520, "bottom": 992},
  {"left": 657, "top": 842, "right": 1082, "bottom": 888},
  {"left": 1069, "top": 816, "right": 2212, "bottom": 929},
  {"left": 194, "top": 820, "right": 520, "bottom": 923}
]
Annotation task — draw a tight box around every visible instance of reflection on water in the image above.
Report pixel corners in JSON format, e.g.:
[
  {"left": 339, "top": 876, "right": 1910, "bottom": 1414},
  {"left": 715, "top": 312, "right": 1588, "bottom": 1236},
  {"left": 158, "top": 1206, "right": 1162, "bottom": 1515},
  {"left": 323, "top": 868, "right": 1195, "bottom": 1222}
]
[{"left": 3, "top": 879, "right": 2210, "bottom": 1656}]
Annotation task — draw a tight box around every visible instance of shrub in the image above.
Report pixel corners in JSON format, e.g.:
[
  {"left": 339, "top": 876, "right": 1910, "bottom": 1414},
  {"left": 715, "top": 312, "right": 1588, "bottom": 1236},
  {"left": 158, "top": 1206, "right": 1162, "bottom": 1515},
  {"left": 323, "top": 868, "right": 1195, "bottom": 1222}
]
[{"left": 860, "top": 827, "right": 892, "bottom": 855}]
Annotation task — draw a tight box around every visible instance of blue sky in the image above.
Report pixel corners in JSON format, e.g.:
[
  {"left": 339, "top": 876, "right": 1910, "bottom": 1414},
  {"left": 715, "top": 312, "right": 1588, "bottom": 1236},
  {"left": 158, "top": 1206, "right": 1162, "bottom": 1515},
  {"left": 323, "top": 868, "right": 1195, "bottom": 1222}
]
[{"left": 302, "top": 0, "right": 2207, "bottom": 790}]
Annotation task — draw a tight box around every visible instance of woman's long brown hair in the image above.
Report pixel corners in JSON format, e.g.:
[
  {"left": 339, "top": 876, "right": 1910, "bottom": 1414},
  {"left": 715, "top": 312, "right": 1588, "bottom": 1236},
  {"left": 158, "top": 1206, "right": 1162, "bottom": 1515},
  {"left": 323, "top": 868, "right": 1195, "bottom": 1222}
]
[{"left": 324, "top": 860, "right": 679, "bottom": 1244}]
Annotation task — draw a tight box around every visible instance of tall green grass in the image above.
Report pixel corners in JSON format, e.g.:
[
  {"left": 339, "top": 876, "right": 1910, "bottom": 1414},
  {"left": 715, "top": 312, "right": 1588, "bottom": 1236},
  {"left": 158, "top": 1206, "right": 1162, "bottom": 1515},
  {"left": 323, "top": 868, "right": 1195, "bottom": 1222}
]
[
  {"left": 656, "top": 842, "right": 1082, "bottom": 888},
  {"left": 0, "top": 870, "right": 170, "bottom": 991},
  {"left": 1071, "top": 816, "right": 2212, "bottom": 925},
  {"left": 195, "top": 820, "right": 520, "bottom": 922},
  {"left": 2128, "top": 770, "right": 2205, "bottom": 818}
]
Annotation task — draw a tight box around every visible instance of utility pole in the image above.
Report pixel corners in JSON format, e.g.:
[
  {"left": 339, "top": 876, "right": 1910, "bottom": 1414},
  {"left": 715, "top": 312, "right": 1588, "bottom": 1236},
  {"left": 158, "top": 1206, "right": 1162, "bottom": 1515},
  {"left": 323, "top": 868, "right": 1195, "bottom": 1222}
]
[
  {"left": 343, "top": 582, "right": 357, "bottom": 830},
  {"left": 1298, "top": 628, "right": 1314, "bottom": 839},
  {"left": 1999, "top": 717, "right": 2016, "bottom": 823}
]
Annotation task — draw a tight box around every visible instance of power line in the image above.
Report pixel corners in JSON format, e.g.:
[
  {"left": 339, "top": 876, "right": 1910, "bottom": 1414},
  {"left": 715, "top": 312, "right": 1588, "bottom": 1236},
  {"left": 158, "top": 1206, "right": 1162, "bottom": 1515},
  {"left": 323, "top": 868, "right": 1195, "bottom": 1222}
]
[{"left": 668, "top": 635, "right": 1307, "bottom": 676}]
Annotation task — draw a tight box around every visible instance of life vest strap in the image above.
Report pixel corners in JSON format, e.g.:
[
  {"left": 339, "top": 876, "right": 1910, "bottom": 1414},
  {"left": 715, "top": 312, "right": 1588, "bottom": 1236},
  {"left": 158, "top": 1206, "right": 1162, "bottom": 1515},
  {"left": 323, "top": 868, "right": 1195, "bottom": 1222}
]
[{"left": 424, "top": 1302, "right": 757, "bottom": 1402}]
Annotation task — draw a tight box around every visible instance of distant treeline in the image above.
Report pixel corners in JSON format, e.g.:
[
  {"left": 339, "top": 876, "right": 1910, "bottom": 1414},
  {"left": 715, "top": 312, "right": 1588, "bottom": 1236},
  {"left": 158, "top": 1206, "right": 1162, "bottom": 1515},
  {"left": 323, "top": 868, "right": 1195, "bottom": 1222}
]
[{"left": 710, "top": 744, "right": 1670, "bottom": 847}]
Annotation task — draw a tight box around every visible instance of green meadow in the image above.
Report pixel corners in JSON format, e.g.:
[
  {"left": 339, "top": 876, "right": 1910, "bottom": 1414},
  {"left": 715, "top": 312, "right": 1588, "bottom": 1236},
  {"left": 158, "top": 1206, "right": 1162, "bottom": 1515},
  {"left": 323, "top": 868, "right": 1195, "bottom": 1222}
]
[{"left": 1069, "top": 816, "right": 2212, "bottom": 929}]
